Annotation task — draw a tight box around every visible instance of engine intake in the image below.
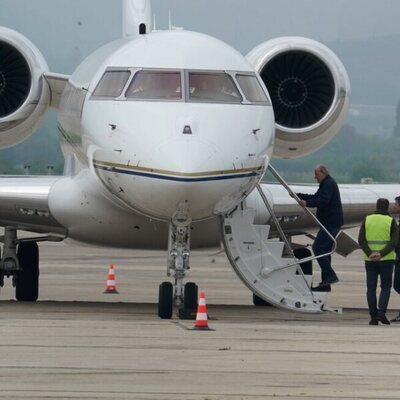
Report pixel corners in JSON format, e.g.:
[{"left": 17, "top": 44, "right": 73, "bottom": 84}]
[
  {"left": 0, "top": 27, "right": 50, "bottom": 149},
  {"left": 262, "top": 50, "right": 335, "bottom": 129},
  {"left": 247, "top": 37, "right": 350, "bottom": 159},
  {"left": 0, "top": 41, "right": 31, "bottom": 118}
]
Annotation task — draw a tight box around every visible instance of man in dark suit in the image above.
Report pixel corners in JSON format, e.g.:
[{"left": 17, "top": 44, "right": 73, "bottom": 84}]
[
  {"left": 297, "top": 164, "right": 343, "bottom": 291},
  {"left": 390, "top": 196, "right": 400, "bottom": 322}
]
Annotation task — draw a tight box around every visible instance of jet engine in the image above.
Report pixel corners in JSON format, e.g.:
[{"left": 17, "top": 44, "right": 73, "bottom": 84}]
[
  {"left": 247, "top": 37, "right": 350, "bottom": 159},
  {"left": 0, "top": 27, "right": 50, "bottom": 149}
]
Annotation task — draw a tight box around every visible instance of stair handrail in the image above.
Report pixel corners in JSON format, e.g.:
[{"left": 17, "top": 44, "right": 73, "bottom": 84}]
[{"left": 258, "top": 164, "right": 337, "bottom": 275}]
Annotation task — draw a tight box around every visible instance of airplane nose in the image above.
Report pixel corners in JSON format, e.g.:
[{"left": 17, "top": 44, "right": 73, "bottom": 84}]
[
  {"left": 93, "top": 138, "right": 262, "bottom": 222},
  {"left": 147, "top": 138, "right": 221, "bottom": 220},
  {"left": 155, "top": 138, "right": 219, "bottom": 176},
  {"left": 135, "top": 138, "right": 262, "bottom": 221}
]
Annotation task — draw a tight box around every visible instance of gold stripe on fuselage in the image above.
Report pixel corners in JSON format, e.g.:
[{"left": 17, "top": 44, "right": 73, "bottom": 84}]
[{"left": 93, "top": 159, "right": 264, "bottom": 177}]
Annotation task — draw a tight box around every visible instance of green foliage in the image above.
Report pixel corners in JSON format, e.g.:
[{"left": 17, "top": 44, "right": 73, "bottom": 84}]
[
  {"left": 394, "top": 99, "right": 400, "bottom": 137},
  {"left": 0, "top": 112, "right": 64, "bottom": 175},
  {"left": 269, "top": 124, "right": 400, "bottom": 184}
]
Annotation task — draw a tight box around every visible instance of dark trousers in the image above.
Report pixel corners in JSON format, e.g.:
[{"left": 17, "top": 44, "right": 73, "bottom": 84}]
[
  {"left": 393, "top": 259, "right": 400, "bottom": 294},
  {"left": 365, "top": 260, "right": 394, "bottom": 318},
  {"left": 312, "top": 226, "right": 341, "bottom": 281}
]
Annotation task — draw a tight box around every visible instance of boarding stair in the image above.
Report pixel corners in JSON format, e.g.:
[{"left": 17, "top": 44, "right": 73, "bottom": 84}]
[{"left": 221, "top": 164, "right": 337, "bottom": 313}]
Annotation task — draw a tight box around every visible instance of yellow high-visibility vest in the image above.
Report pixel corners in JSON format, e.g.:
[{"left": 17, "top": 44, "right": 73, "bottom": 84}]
[{"left": 364, "top": 214, "right": 395, "bottom": 261}]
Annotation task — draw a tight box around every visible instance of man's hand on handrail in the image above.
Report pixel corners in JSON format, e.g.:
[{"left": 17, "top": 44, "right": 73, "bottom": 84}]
[{"left": 289, "top": 191, "right": 305, "bottom": 206}]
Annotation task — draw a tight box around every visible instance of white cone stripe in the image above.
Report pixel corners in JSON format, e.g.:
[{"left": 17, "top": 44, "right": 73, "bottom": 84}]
[
  {"left": 196, "top": 313, "right": 208, "bottom": 320},
  {"left": 106, "top": 280, "right": 116, "bottom": 285},
  {"left": 199, "top": 298, "right": 206, "bottom": 306}
]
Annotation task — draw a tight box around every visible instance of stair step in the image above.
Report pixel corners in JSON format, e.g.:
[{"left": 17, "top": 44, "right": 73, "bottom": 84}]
[{"left": 222, "top": 207, "right": 327, "bottom": 313}]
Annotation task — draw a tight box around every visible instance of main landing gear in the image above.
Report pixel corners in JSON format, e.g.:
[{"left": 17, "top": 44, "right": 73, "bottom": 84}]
[
  {"left": 15, "top": 242, "right": 39, "bottom": 301},
  {"left": 158, "top": 221, "right": 198, "bottom": 319},
  {"left": 0, "top": 227, "right": 39, "bottom": 301}
]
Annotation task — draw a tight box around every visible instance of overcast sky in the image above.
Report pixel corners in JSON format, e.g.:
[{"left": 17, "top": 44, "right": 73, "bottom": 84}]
[
  {"left": 1, "top": 0, "right": 400, "bottom": 73},
  {"left": 153, "top": 0, "right": 400, "bottom": 46}
]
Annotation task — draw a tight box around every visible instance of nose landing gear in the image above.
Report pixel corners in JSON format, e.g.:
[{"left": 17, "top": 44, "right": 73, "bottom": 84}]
[{"left": 158, "top": 221, "right": 198, "bottom": 319}]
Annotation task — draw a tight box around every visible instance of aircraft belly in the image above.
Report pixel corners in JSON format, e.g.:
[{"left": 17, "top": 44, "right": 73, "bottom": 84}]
[{"left": 47, "top": 169, "right": 221, "bottom": 249}]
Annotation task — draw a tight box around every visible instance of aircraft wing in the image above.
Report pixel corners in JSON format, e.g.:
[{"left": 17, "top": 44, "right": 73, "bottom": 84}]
[
  {"left": 0, "top": 175, "right": 67, "bottom": 237},
  {"left": 0, "top": 176, "right": 398, "bottom": 249},
  {"left": 259, "top": 182, "right": 400, "bottom": 236}
]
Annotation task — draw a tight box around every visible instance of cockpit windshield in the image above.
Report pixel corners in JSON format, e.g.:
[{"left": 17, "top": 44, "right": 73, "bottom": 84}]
[
  {"left": 125, "top": 70, "right": 182, "bottom": 100},
  {"left": 91, "top": 68, "right": 270, "bottom": 106},
  {"left": 236, "top": 74, "right": 268, "bottom": 103},
  {"left": 93, "top": 70, "right": 130, "bottom": 97},
  {"left": 188, "top": 72, "right": 242, "bottom": 103}
]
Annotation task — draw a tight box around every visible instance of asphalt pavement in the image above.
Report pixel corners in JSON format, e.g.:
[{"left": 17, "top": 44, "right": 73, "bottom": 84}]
[{"left": 1, "top": 232, "right": 400, "bottom": 399}]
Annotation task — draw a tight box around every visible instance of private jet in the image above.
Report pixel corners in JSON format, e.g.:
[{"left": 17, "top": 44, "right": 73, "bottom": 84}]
[{"left": 0, "top": 0, "right": 398, "bottom": 318}]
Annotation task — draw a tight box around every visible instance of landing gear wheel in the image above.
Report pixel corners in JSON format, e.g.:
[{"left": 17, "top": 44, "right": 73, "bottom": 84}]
[
  {"left": 253, "top": 293, "right": 272, "bottom": 307},
  {"left": 178, "top": 282, "right": 198, "bottom": 320},
  {"left": 183, "top": 282, "right": 198, "bottom": 310},
  {"left": 158, "top": 281, "right": 173, "bottom": 319},
  {"left": 15, "top": 242, "right": 39, "bottom": 301}
]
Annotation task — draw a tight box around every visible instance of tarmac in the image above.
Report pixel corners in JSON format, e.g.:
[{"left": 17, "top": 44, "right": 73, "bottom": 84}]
[{"left": 1, "top": 229, "right": 400, "bottom": 399}]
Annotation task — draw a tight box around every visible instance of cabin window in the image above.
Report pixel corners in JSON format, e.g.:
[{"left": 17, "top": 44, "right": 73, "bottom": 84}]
[
  {"left": 93, "top": 71, "right": 131, "bottom": 97},
  {"left": 188, "top": 72, "right": 242, "bottom": 103},
  {"left": 236, "top": 74, "right": 269, "bottom": 104},
  {"left": 125, "top": 70, "right": 182, "bottom": 100}
]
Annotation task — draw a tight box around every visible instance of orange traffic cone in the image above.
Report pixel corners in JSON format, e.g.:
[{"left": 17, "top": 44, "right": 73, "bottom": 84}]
[
  {"left": 193, "top": 292, "right": 213, "bottom": 330},
  {"left": 104, "top": 264, "right": 119, "bottom": 294}
]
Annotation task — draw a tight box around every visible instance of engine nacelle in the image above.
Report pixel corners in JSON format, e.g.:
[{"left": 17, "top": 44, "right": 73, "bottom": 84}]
[
  {"left": 0, "top": 27, "right": 50, "bottom": 149},
  {"left": 247, "top": 37, "right": 350, "bottom": 159}
]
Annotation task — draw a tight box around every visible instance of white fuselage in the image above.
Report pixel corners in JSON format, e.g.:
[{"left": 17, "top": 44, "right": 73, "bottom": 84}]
[{"left": 57, "top": 30, "right": 274, "bottom": 223}]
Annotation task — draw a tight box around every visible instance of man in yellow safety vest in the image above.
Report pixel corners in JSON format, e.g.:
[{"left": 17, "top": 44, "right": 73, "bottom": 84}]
[{"left": 358, "top": 198, "right": 398, "bottom": 325}]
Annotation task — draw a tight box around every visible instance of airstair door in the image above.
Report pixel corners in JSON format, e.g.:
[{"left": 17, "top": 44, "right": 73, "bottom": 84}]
[{"left": 221, "top": 206, "right": 328, "bottom": 313}]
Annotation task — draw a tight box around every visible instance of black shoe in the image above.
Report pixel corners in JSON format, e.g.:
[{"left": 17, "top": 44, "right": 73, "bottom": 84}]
[
  {"left": 318, "top": 277, "right": 339, "bottom": 288},
  {"left": 312, "top": 284, "right": 331, "bottom": 292},
  {"left": 325, "top": 274, "right": 339, "bottom": 284},
  {"left": 378, "top": 315, "right": 391, "bottom": 325},
  {"left": 369, "top": 319, "right": 378, "bottom": 325},
  {"left": 390, "top": 313, "right": 400, "bottom": 322}
]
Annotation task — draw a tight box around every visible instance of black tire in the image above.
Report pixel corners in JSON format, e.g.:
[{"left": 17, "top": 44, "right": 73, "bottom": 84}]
[
  {"left": 158, "top": 281, "right": 173, "bottom": 319},
  {"left": 183, "top": 282, "right": 198, "bottom": 310},
  {"left": 253, "top": 293, "right": 273, "bottom": 307},
  {"left": 293, "top": 247, "right": 312, "bottom": 275},
  {"left": 16, "top": 242, "right": 39, "bottom": 301}
]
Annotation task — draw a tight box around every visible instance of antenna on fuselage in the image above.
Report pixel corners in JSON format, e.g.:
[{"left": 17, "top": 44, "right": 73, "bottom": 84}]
[
  {"left": 153, "top": 13, "right": 157, "bottom": 31},
  {"left": 168, "top": 9, "right": 182, "bottom": 31},
  {"left": 122, "top": 0, "right": 152, "bottom": 39}
]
